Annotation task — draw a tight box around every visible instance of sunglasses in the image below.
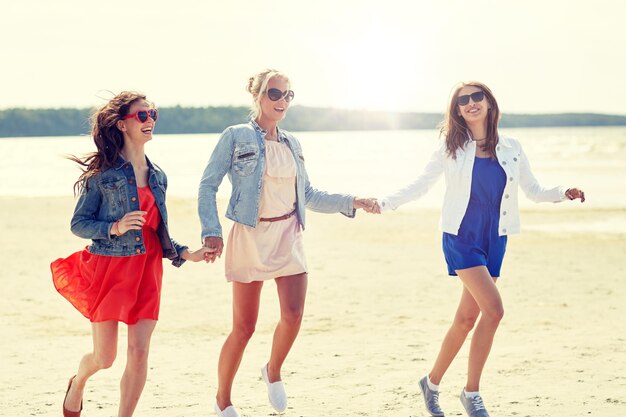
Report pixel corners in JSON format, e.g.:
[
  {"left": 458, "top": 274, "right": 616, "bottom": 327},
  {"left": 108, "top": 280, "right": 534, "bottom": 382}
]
[
  {"left": 122, "top": 109, "right": 158, "bottom": 123},
  {"left": 266, "top": 88, "right": 295, "bottom": 103},
  {"left": 457, "top": 91, "right": 485, "bottom": 106}
]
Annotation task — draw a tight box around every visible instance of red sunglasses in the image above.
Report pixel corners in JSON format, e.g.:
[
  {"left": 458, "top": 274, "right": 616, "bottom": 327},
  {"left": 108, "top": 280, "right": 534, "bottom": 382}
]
[{"left": 122, "top": 109, "right": 158, "bottom": 123}]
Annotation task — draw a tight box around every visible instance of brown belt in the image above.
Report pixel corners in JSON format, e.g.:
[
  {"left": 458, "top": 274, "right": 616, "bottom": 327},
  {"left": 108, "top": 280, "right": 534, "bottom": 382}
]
[{"left": 259, "top": 209, "right": 297, "bottom": 222}]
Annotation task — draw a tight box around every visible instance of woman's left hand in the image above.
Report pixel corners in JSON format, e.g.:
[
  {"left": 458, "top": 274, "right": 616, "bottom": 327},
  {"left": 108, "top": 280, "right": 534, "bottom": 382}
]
[
  {"left": 183, "top": 247, "right": 218, "bottom": 263},
  {"left": 354, "top": 197, "right": 381, "bottom": 214},
  {"left": 565, "top": 188, "right": 585, "bottom": 202}
]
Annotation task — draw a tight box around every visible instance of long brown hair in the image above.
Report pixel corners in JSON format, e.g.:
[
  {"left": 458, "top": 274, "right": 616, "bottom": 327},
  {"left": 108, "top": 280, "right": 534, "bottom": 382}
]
[
  {"left": 439, "top": 81, "right": 501, "bottom": 158},
  {"left": 69, "top": 91, "right": 148, "bottom": 194}
]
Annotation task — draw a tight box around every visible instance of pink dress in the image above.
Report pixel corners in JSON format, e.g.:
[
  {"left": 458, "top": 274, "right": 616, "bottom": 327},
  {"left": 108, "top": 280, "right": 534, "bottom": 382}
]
[{"left": 225, "top": 140, "right": 307, "bottom": 283}]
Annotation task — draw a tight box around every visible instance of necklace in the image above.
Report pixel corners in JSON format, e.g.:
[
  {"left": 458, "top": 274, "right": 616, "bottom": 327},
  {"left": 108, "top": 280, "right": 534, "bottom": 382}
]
[{"left": 472, "top": 137, "right": 487, "bottom": 142}]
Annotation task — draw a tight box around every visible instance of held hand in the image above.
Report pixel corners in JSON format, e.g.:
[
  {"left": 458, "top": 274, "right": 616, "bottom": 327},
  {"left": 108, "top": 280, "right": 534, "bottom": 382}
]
[
  {"left": 183, "top": 247, "right": 218, "bottom": 263},
  {"left": 353, "top": 197, "right": 381, "bottom": 214},
  {"left": 203, "top": 236, "right": 224, "bottom": 263},
  {"left": 565, "top": 188, "right": 585, "bottom": 203},
  {"left": 114, "top": 211, "right": 147, "bottom": 235}
]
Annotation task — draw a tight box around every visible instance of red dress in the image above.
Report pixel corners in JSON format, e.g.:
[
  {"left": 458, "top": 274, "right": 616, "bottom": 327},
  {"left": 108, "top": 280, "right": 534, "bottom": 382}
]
[{"left": 51, "top": 187, "right": 164, "bottom": 324}]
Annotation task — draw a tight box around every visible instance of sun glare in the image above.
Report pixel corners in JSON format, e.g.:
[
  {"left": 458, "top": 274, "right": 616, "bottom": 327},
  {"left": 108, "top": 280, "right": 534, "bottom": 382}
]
[{"left": 323, "top": 26, "right": 426, "bottom": 112}]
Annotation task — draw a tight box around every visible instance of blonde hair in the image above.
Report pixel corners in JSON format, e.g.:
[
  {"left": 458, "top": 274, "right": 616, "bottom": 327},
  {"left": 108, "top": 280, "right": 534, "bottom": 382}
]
[{"left": 246, "top": 69, "right": 290, "bottom": 119}]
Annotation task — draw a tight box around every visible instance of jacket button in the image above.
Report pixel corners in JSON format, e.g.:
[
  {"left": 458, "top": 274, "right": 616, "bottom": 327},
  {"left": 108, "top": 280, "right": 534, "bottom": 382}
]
[
  {"left": 502, "top": 211, "right": 507, "bottom": 215},
  {"left": 136, "top": 248, "right": 141, "bottom": 254},
  {"left": 505, "top": 194, "right": 509, "bottom": 199},
  {"left": 131, "top": 197, "right": 137, "bottom": 202},
  {"left": 502, "top": 161, "right": 507, "bottom": 165},
  {"left": 497, "top": 147, "right": 500, "bottom": 151},
  {"left": 509, "top": 177, "right": 514, "bottom": 182},
  {"left": 502, "top": 228, "right": 507, "bottom": 233},
  {"left": 513, "top": 157, "right": 518, "bottom": 161},
  {"left": 135, "top": 237, "right": 141, "bottom": 242}
]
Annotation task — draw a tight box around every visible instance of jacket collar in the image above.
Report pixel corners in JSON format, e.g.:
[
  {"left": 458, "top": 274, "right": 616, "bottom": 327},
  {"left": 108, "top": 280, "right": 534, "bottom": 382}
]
[
  {"left": 465, "top": 132, "right": 512, "bottom": 149},
  {"left": 497, "top": 134, "right": 513, "bottom": 148},
  {"left": 249, "top": 119, "right": 287, "bottom": 143},
  {"left": 112, "top": 154, "right": 157, "bottom": 172}
]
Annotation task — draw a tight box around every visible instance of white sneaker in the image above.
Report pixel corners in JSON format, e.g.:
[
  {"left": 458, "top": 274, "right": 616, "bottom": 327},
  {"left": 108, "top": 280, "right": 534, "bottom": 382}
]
[
  {"left": 261, "top": 364, "right": 287, "bottom": 413},
  {"left": 214, "top": 402, "right": 240, "bottom": 417}
]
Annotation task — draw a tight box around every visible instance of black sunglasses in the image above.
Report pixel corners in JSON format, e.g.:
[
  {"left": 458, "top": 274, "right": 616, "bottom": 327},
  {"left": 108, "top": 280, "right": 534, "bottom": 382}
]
[
  {"left": 266, "top": 88, "right": 295, "bottom": 103},
  {"left": 457, "top": 91, "right": 485, "bottom": 106},
  {"left": 122, "top": 109, "right": 158, "bottom": 123}
]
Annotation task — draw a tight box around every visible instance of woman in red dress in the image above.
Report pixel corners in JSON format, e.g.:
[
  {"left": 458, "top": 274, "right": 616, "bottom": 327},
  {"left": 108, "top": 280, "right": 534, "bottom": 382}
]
[{"left": 51, "top": 92, "right": 213, "bottom": 417}]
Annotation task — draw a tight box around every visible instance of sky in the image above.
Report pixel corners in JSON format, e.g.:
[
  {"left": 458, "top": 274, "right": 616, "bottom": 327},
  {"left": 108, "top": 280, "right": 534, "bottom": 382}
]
[{"left": 2, "top": 0, "right": 625, "bottom": 115}]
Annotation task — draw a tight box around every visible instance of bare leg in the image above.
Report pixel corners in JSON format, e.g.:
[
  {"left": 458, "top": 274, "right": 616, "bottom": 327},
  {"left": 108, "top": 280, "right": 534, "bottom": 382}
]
[
  {"left": 215, "top": 281, "right": 263, "bottom": 410},
  {"left": 118, "top": 319, "right": 157, "bottom": 417},
  {"left": 428, "top": 285, "right": 481, "bottom": 385},
  {"left": 266, "top": 273, "right": 308, "bottom": 382},
  {"left": 63, "top": 321, "right": 119, "bottom": 412},
  {"left": 457, "top": 267, "right": 503, "bottom": 392}
]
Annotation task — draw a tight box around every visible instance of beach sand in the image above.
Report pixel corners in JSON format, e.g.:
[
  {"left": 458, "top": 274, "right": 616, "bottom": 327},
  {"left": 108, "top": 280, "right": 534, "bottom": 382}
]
[{"left": 1, "top": 196, "right": 625, "bottom": 416}]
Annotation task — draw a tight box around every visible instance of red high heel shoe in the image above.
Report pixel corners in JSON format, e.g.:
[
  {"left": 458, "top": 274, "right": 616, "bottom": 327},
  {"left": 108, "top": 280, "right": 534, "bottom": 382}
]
[{"left": 63, "top": 375, "right": 82, "bottom": 417}]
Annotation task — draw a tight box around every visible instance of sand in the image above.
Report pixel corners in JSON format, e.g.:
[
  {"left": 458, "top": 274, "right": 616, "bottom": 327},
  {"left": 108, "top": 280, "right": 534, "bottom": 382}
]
[{"left": 1, "top": 196, "right": 625, "bottom": 416}]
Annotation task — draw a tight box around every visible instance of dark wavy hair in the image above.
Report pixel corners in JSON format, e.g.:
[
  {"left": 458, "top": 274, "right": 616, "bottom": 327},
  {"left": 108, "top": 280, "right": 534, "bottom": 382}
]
[
  {"left": 69, "top": 91, "right": 150, "bottom": 194},
  {"left": 439, "top": 81, "right": 501, "bottom": 159}
]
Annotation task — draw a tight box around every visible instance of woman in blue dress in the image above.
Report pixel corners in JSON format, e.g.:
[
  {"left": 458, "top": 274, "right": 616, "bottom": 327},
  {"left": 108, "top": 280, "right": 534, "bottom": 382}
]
[{"left": 377, "top": 81, "right": 585, "bottom": 417}]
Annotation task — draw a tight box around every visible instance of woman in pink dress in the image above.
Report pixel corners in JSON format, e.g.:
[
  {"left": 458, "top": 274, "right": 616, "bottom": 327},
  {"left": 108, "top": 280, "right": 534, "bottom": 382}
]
[
  {"left": 198, "top": 69, "right": 377, "bottom": 417},
  {"left": 51, "top": 92, "right": 213, "bottom": 417}
]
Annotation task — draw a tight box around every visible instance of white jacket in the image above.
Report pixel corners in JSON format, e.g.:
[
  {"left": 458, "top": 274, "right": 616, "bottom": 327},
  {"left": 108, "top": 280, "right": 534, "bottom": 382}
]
[{"left": 380, "top": 135, "right": 567, "bottom": 235}]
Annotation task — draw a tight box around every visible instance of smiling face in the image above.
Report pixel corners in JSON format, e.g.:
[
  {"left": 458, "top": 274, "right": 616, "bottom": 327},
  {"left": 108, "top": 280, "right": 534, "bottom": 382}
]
[
  {"left": 456, "top": 85, "right": 491, "bottom": 128},
  {"left": 257, "top": 76, "right": 291, "bottom": 125},
  {"left": 117, "top": 99, "right": 156, "bottom": 143}
]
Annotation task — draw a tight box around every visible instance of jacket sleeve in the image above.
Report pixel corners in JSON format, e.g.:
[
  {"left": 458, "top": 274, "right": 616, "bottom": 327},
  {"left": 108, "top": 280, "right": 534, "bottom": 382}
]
[
  {"left": 518, "top": 144, "right": 567, "bottom": 203},
  {"left": 379, "top": 145, "right": 445, "bottom": 211},
  {"left": 159, "top": 172, "right": 189, "bottom": 267},
  {"left": 303, "top": 173, "right": 356, "bottom": 217},
  {"left": 168, "top": 238, "right": 189, "bottom": 268},
  {"left": 70, "top": 176, "right": 114, "bottom": 240},
  {"left": 294, "top": 137, "right": 355, "bottom": 217},
  {"left": 198, "top": 128, "right": 234, "bottom": 240}
]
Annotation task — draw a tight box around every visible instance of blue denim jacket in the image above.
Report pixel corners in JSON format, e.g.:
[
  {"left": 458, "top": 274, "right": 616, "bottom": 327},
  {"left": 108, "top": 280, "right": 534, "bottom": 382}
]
[
  {"left": 71, "top": 156, "right": 188, "bottom": 266},
  {"left": 198, "top": 120, "right": 355, "bottom": 239}
]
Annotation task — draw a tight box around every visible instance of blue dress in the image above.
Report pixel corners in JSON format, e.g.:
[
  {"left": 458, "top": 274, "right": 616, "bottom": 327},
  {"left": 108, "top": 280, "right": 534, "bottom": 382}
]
[{"left": 442, "top": 156, "right": 507, "bottom": 277}]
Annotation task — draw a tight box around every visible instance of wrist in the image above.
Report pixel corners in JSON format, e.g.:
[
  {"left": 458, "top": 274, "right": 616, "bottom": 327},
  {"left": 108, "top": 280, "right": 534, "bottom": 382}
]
[{"left": 112, "top": 221, "right": 121, "bottom": 236}]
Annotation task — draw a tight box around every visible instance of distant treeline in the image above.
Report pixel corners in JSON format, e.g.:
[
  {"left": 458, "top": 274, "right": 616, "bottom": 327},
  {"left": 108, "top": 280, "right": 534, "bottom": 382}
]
[{"left": 1, "top": 105, "right": 625, "bottom": 138}]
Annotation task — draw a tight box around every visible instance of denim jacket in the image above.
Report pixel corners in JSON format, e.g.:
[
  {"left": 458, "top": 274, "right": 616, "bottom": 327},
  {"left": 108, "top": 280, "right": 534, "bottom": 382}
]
[
  {"left": 380, "top": 135, "right": 567, "bottom": 235},
  {"left": 70, "top": 156, "right": 188, "bottom": 266},
  {"left": 198, "top": 120, "right": 356, "bottom": 240}
]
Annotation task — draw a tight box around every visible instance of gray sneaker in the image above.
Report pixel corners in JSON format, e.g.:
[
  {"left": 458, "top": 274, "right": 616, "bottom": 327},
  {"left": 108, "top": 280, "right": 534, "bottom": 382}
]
[
  {"left": 418, "top": 376, "right": 445, "bottom": 417},
  {"left": 459, "top": 389, "right": 490, "bottom": 417}
]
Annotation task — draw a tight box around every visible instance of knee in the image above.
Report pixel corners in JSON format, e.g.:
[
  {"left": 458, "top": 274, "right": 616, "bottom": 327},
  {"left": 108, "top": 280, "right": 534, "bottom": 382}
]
[
  {"left": 483, "top": 304, "right": 505, "bottom": 324},
  {"left": 94, "top": 352, "right": 116, "bottom": 370},
  {"left": 127, "top": 344, "right": 150, "bottom": 366},
  {"left": 281, "top": 305, "right": 304, "bottom": 327},
  {"left": 454, "top": 313, "right": 479, "bottom": 333},
  {"left": 232, "top": 322, "right": 256, "bottom": 343}
]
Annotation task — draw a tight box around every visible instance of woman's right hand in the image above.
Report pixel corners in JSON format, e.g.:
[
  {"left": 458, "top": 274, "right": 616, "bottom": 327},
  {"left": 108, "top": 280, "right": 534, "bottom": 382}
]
[
  {"left": 354, "top": 197, "right": 381, "bottom": 214},
  {"left": 203, "top": 236, "right": 224, "bottom": 263},
  {"left": 114, "top": 211, "right": 147, "bottom": 235}
]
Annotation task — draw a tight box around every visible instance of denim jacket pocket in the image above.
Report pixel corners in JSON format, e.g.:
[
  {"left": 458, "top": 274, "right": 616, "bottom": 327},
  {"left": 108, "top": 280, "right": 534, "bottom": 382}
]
[
  {"left": 100, "top": 178, "right": 128, "bottom": 220},
  {"left": 233, "top": 144, "right": 260, "bottom": 177}
]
